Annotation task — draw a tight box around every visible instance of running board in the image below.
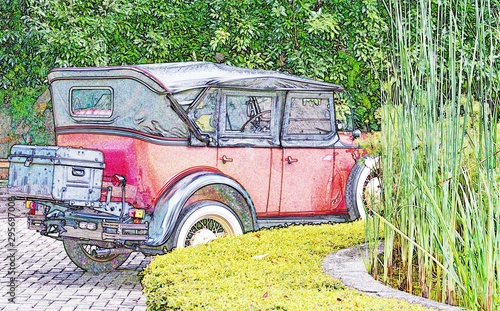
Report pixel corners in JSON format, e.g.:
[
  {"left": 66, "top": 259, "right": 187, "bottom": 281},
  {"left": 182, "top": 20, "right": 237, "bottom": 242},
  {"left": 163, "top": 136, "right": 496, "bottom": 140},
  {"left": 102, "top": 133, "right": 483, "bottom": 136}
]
[{"left": 256, "top": 215, "right": 349, "bottom": 229}]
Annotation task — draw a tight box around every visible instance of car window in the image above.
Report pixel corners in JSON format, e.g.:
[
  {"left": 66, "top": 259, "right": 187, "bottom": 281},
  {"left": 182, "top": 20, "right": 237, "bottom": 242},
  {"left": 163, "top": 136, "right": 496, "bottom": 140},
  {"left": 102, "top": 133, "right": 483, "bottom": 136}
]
[
  {"left": 173, "top": 89, "right": 202, "bottom": 110},
  {"left": 191, "top": 90, "right": 217, "bottom": 133},
  {"left": 225, "top": 95, "right": 272, "bottom": 134},
  {"left": 70, "top": 87, "right": 113, "bottom": 117},
  {"left": 285, "top": 95, "right": 333, "bottom": 136}
]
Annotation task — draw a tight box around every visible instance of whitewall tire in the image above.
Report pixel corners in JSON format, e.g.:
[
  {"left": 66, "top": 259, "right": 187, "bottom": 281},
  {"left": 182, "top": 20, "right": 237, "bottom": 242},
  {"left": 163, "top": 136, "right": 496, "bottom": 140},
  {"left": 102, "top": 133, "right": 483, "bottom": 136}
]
[{"left": 173, "top": 201, "right": 244, "bottom": 248}]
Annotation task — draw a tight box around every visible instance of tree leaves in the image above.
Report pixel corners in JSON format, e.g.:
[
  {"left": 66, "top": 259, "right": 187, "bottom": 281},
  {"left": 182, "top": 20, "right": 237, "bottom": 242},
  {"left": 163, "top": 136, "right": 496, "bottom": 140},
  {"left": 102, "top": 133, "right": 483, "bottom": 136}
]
[{"left": 1, "top": 0, "right": 391, "bottom": 153}]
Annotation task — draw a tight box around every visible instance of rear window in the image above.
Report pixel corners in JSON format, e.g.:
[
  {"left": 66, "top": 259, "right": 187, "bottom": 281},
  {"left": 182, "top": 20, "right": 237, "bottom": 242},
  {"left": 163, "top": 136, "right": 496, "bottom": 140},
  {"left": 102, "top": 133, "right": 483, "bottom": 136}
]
[
  {"left": 70, "top": 87, "right": 113, "bottom": 117},
  {"left": 287, "top": 97, "right": 332, "bottom": 135}
]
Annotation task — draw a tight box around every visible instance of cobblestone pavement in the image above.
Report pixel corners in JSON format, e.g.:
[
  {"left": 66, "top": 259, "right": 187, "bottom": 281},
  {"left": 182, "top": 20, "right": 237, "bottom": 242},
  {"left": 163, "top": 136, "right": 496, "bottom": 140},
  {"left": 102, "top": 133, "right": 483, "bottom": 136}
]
[{"left": 0, "top": 194, "right": 151, "bottom": 311}]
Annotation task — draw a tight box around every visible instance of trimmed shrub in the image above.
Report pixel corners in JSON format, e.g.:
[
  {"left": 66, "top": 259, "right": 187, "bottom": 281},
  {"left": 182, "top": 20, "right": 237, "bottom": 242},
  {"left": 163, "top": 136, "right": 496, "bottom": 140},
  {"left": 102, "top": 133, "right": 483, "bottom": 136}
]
[{"left": 142, "top": 222, "right": 429, "bottom": 310}]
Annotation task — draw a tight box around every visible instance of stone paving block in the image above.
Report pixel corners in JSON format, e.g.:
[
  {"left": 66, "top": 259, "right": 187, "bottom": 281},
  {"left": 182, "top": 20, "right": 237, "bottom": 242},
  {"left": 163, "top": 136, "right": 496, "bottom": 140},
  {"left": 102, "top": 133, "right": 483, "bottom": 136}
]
[
  {"left": 46, "top": 296, "right": 69, "bottom": 302},
  {"left": 59, "top": 288, "right": 79, "bottom": 296},
  {"left": 82, "top": 296, "right": 99, "bottom": 304},
  {"left": 0, "top": 218, "right": 149, "bottom": 310},
  {"left": 34, "top": 300, "right": 53, "bottom": 308},
  {"left": 112, "top": 289, "right": 131, "bottom": 298},
  {"left": 97, "top": 292, "right": 115, "bottom": 300},
  {"left": 72, "top": 303, "right": 93, "bottom": 310},
  {"left": 68, "top": 293, "right": 86, "bottom": 300},
  {"left": 42, "top": 288, "right": 62, "bottom": 295},
  {"left": 126, "top": 291, "right": 143, "bottom": 299},
  {"left": 89, "top": 285, "right": 106, "bottom": 292},
  {"left": 82, "top": 290, "right": 101, "bottom": 296},
  {"left": 63, "top": 297, "right": 84, "bottom": 303},
  {"left": 20, "top": 293, "right": 45, "bottom": 301},
  {"left": 106, "top": 298, "right": 125, "bottom": 306},
  {"left": 49, "top": 301, "right": 72, "bottom": 308},
  {"left": 90, "top": 301, "right": 108, "bottom": 308},
  {"left": 8, "top": 295, "right": 31, "bottom": 306}
]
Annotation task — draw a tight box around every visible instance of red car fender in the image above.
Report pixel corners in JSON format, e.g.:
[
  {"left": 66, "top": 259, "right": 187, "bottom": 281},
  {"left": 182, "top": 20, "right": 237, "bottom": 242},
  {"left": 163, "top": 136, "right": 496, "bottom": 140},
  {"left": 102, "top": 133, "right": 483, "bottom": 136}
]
[{"left": 145, "top": 170, "right": 257, "bottom": 247}]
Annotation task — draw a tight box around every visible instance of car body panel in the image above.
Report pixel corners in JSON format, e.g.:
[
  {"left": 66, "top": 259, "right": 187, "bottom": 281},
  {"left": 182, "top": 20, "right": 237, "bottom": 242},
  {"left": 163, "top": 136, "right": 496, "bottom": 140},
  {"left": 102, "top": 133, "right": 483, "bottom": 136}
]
[
  {"left": 216, "top": 147, "right": 273, "bottom": 215},
  {"left": 280, "top": 148, "right": 335, "bottom": 215}
]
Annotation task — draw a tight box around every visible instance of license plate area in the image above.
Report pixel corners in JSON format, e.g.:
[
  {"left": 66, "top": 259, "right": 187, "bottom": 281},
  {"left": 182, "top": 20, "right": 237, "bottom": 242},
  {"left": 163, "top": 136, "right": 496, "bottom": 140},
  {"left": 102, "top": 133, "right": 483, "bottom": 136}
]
[{"left": 26, "top": 201, "right": 48, "bottom": 231}]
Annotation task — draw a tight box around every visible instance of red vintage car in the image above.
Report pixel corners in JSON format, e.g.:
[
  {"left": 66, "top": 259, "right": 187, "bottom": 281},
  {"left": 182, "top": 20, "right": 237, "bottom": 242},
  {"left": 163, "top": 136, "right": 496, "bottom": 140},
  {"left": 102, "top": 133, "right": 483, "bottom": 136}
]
[{"left": 8, "top": 62, "right": 380, "bottom": 272}]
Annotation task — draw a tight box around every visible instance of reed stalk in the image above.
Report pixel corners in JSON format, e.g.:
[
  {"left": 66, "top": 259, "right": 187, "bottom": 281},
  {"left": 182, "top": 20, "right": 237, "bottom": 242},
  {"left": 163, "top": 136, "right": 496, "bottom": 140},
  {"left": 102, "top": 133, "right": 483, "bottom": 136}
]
[{"left": 367, "top": 0, "right": 500, "bottom": 310}]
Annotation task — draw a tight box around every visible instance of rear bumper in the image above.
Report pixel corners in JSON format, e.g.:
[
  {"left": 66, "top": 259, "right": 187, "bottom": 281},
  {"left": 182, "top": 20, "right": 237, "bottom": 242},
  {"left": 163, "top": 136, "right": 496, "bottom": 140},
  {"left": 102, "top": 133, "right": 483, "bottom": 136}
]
[{"left": 26, "top": 201, "right": 148, "bottom": 242}]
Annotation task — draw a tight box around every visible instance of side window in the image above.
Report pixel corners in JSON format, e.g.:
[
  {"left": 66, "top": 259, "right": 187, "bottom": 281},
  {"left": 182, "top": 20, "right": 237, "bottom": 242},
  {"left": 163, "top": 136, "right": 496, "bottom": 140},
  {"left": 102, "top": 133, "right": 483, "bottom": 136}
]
[
  {"left": 173, "top": 89, "right": 202, "bottom": 110},
  {"left": 285, "top": 94, "right": 333, "bottom": 136},
  {"left": 70, "top": 87, "right": 113, "bottom": 117},
  {"left": 225, "top": 95, "right": 272, "bottom": 135},
  {"left": 191, "top": 90, "right": 217, "bottom": 133}
]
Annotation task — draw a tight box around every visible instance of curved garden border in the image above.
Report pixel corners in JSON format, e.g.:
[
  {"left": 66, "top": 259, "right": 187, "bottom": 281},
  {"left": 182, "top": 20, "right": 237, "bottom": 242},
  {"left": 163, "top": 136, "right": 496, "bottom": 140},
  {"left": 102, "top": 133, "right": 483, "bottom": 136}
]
[{"left": 322, "top": 244, "right": 466, "bottom": 311}]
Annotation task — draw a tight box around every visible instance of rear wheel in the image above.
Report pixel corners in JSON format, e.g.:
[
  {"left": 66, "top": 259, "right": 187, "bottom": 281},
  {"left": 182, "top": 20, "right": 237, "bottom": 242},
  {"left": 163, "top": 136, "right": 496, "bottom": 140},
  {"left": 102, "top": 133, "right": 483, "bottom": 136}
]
[
  {"left": 173, "top": 201, "right": 244, "bottom": 248},
  {"left": 63, "top": 238, "right": 131, "bottom": 273},
  {"left": 345, "top": 157, "right": 382, "bottom": 220}
]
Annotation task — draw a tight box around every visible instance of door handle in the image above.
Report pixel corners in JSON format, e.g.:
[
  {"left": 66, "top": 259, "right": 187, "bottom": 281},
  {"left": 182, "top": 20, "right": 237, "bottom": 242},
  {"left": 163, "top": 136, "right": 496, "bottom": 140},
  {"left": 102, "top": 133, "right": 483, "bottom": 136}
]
[
  {"left": 221, "top": 155, "right": 233, "bottom": 164},
  {"left": 286, "top": 156, "right": 298, "bottom": 164}
]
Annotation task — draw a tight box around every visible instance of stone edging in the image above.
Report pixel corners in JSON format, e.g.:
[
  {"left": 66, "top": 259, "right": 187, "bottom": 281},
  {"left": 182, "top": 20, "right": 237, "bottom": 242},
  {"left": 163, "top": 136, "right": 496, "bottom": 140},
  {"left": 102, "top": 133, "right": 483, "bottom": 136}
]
[{"left": 322, "top": 244, "right": 466, "bottom": 311}]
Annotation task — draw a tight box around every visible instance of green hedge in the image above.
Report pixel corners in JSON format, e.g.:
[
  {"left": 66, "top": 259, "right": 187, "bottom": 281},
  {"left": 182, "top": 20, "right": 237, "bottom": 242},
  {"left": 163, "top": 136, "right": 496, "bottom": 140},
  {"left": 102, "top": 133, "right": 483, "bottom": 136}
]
[
  {"left": 1, "top": 0, "right": 390, "bottom": 155},
  {"left": 142, "top": 222, "right": 429, "bottom": 310}
]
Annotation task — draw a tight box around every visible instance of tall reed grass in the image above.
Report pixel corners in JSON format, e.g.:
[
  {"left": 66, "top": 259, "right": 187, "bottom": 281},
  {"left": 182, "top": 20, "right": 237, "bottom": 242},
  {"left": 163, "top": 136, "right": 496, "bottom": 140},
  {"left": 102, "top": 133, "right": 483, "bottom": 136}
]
[{"left": 367, "top": 0, "right": 500, "bottom": 310}]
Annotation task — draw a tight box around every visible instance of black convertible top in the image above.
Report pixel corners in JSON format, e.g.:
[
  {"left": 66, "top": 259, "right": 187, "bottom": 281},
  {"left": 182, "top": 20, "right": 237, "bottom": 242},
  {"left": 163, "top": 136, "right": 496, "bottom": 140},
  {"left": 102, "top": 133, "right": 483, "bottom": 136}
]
[{"left": 48, "top": 62, "right": 344, "bottom": 94}]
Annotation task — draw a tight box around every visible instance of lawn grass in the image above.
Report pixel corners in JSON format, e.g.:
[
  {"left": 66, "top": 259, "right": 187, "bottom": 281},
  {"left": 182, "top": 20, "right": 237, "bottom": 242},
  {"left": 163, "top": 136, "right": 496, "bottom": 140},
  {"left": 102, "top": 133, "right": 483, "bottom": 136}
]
[{"left": 142, "top": 221, "right": 431, "bottom": 310}]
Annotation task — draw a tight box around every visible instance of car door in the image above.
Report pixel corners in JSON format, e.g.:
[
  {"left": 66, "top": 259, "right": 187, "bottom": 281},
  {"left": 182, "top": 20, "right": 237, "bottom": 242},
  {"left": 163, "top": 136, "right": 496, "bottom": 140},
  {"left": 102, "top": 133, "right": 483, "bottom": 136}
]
[
  {"left": 279, "top": 92, "right": 336, "bottom": 215},
  {"left": 216, "top": 90, "right": 281, "bottom": 215}
]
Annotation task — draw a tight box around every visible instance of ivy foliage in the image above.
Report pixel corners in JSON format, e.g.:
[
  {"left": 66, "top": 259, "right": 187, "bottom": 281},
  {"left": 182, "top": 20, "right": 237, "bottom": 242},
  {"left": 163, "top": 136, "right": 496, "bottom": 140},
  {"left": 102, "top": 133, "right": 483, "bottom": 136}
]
[
  {"left": 0, "top": 0, "right": 52, "bottom": 150},
  {"left": 142, "top": 222, "right": 429, "bottom": 310},
  {"left": 1, "top": 0, "right": 389, "bottom": 153}
]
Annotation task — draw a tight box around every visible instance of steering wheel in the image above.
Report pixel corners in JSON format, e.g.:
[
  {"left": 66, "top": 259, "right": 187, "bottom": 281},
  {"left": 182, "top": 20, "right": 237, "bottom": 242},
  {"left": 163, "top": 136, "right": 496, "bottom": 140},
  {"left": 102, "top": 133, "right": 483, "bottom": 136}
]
[{"left": 240, "top": 110, "right": 271, "bottom": 132}]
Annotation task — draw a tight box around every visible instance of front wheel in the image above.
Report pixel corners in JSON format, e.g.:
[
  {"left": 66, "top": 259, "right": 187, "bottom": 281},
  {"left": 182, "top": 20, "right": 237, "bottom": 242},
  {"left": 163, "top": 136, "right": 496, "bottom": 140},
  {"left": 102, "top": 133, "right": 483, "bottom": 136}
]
[
  {"left": 345, "top": 157, "right": 382, "bottom": 220},
  {"left": 63, "top": 238, "right": 131, "bottom": 273},
  {"left": 172, "top": 201, "right": 244, "bottom": 248}
]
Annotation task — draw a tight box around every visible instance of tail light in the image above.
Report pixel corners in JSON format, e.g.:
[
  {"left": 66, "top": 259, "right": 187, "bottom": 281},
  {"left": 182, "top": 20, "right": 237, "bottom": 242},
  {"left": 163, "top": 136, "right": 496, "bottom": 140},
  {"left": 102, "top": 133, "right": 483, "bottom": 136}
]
[
  {"left": 128, "top": 209, "right": 145, "bottom": 219},
  {"left": 128, "top": 208, "right": 145, "bottom": 224},
  {"left": 111, "top": 174, "right": 126, "bottom": 187},
  {"left": 26, "top": 201, "right": 37, "bottom": 215}
]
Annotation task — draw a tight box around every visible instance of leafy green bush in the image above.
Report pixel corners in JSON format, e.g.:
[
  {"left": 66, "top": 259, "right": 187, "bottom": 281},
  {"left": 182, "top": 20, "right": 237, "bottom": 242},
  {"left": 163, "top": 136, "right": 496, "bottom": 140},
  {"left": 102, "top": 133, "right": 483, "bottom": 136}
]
[
  {"left": 142, "top": 222, "right": 429, "bottom": 311},
  {"left": 0, "top": 0, "right": 52, "bottom": 150}
]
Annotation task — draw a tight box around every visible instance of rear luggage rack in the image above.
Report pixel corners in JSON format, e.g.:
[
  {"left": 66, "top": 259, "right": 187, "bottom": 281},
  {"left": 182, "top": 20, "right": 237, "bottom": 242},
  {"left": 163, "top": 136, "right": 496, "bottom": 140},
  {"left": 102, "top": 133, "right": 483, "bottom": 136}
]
[{"left": 8, "top": 145, "right": 105, "bottom": 203}]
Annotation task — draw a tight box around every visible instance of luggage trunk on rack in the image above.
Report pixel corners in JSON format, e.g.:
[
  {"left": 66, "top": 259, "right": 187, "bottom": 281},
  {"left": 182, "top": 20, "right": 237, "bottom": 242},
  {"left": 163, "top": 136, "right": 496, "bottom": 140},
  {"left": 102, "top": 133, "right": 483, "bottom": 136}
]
[{"left": 8, "top": 145, "right": 105, "bottom": 203}]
